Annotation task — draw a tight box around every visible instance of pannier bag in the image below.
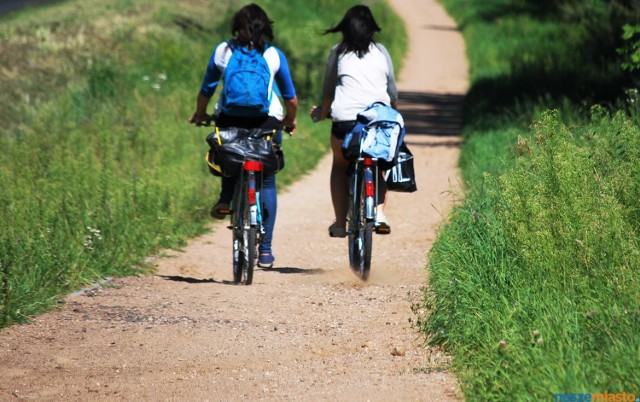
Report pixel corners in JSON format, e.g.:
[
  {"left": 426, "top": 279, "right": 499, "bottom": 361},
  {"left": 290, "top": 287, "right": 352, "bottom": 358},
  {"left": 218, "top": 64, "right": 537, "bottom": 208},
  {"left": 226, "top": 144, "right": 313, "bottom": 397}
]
[
  {"left": 384, "top": 142, "right": 417, "bottom": 193},
  {"left": 342, "top": 102, "right": 405, "bottom": 162},
  {"left": 205, "top": 127, "right": 284, "bottom": 178}
]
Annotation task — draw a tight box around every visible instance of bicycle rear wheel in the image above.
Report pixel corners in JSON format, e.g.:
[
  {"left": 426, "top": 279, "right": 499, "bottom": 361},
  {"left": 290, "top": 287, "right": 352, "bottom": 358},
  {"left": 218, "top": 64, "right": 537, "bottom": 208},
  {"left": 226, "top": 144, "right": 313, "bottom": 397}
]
[
  {"left": 348, "top": 169, "right": 373, "bottom": 280},
  {"left": 232, "top": 230, "right": 244, "bottom": 283},
  {"left": 232, "top": 217, "right": 256, "bottom": 285},
  {"left": 231, "top": 174, "right": 256, "bottom": 285},
  {"left": 242, "top": 226, "right": 256, "bottom": 285}
]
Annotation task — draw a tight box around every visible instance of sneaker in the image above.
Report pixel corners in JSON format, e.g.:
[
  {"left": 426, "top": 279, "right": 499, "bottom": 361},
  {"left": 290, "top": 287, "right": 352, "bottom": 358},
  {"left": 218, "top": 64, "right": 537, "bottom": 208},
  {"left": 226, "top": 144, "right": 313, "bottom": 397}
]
[
  {"left": 328, "top": 222, "right": 347, "bottom": 238},
  {"left": 210, "top": 201, "right": 230, "bottom": 220},
  {"left": 258, "top": 252, "right": 275, "bottom": 268}
]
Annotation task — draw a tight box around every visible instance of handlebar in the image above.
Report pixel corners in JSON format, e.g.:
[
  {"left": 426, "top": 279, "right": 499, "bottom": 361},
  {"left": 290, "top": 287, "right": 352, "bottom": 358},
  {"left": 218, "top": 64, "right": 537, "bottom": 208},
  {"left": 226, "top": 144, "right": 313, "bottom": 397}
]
[
  {"left": 190, "top": 114, "right": 293, "bottom": 135},
  {"left": 192, "top": 114, "right": 215, "bottom": 127}
]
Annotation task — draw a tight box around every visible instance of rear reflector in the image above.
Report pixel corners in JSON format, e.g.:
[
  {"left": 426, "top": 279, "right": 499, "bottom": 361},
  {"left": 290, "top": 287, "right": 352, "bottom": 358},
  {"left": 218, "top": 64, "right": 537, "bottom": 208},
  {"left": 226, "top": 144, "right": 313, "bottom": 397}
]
[{"left": 244, "top": 161, "right": 263, "bottom": 171}]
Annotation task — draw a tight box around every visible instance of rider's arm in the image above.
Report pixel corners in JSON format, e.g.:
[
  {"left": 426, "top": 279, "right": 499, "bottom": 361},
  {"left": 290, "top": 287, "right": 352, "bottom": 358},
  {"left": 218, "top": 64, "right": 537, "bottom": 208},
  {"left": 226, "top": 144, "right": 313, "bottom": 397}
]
[
  {"left": 190, "top": 44, "right": 225, "bottom": 123},
  {"left": 273, "top": 48, "right": 298, "bottom": 131},
  {"left": 192, "top": 92, "right": 211, "bottom": 120},
  {"left": 282, "top": 96, "right": 298, "bottom": 131},
  {"left": 376, "top": 43, "right": 399, "bottom": 109},
  {"left": 311, "top": 46, "right": 339, "bottom": 121}
]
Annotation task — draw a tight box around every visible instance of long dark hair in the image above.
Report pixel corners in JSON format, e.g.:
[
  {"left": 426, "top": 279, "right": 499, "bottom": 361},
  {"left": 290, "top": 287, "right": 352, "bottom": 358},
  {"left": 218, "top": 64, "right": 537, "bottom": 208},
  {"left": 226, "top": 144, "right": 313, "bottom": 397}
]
[
  {"left": 324, "top": 5, "right": 381, "bottom": 58},
  {"left": 230, "top": 4, "right": 274, "bottom": 53}
]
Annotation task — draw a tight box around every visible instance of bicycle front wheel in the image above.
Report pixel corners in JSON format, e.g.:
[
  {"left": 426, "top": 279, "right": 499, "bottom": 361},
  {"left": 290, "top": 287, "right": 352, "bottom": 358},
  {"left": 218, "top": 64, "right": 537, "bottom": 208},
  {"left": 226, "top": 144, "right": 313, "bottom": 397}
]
[{"left": 231, "top": 171, "right": 257, "bottom": 285}]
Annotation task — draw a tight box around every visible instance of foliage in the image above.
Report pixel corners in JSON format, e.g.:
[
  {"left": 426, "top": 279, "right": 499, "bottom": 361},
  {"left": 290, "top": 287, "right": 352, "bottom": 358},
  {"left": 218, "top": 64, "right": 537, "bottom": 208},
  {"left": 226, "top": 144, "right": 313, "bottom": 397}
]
[
  {"left": 421, "top": 0, "right": 640, "bottom": 399},
  {"left": 424, "top": 111, "right": 640, "bottom": 400},
  {"left": 619, "top": 23, "right": 640, "bottom": 73}
]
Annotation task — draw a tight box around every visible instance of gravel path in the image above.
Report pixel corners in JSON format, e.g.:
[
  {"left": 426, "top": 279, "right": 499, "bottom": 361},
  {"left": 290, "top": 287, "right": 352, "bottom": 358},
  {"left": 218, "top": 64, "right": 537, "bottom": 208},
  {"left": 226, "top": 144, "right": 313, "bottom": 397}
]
[{"left": 0, "top": 0, "right": 469, "bottom": 400}]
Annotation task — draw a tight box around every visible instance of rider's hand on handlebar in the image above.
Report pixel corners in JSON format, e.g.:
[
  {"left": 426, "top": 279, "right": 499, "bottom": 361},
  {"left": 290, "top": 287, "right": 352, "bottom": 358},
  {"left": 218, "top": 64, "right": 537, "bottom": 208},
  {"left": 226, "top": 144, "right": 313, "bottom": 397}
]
[
  {"left": 189, "top": 113, "right": 213, "bottom": 126},
  {"left": 282, "top": 116, "right": 296, "bottom": 135},
  {"left": 310, "top": 106, "right": 322, "bottom": 123}
]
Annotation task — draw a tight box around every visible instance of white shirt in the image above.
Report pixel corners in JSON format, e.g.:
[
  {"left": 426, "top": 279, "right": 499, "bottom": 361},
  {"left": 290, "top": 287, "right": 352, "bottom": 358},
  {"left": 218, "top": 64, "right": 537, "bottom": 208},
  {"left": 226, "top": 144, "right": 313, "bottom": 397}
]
[{"left": 322, "top": 43, "right": 398, "bottom": 122}]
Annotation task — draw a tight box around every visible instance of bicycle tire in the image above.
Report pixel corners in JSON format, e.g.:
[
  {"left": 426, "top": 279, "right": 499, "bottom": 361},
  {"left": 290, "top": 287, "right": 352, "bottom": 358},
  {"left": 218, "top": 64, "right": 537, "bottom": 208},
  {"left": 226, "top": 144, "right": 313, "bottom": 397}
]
[
  {"left": 230, "top": 166, "right": 263, "bottom": 285},
  {"left": 348, "top": 168, "right": 373, "bottom": 280},
  {"left": 242, "top": 226, "right": 256, "bottom": 285},
  {"left": 232, "top": 230, "right": 244, "bottom": 284}
]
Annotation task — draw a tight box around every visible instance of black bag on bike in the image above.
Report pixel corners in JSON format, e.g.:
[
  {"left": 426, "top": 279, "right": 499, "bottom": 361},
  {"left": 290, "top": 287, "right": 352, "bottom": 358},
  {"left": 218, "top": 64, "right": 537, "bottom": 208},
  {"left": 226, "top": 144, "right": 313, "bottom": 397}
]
[
  {"left": 384, "top": 142, "right": 417, "bottom": 192},
  {"left": 205, "top": 127, "right": 284, "bottom": 178}
]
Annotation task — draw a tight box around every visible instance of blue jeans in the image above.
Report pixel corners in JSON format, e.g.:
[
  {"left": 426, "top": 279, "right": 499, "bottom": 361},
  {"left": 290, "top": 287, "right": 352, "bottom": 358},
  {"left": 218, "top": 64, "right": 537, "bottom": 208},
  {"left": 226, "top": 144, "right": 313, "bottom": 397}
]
[{"left": 218, "top": 130, "right": 282, "bottom": 255}]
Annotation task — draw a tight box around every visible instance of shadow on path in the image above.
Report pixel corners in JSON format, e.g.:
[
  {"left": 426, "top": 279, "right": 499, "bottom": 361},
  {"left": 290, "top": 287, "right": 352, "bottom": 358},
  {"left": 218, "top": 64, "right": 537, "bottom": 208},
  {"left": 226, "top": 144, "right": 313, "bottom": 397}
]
[
  {"left": 156, "top": 266, "right": 325, "bottom": 285},
  {"left": 156, "top": 275, "right": 226, "bottom": 284},
  {"left": 261, "top": 267, "right": 325, "bottom": 275},
  {"left": 400, "top": 91, "right": 465, "bottom": 137}
]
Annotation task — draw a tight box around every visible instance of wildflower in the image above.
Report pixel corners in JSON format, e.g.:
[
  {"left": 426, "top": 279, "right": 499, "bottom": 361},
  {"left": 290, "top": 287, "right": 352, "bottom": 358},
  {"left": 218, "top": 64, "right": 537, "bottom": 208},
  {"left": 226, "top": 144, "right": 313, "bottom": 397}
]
[{"left": 84, "top": 226, "right": 103, "bottom": 250}]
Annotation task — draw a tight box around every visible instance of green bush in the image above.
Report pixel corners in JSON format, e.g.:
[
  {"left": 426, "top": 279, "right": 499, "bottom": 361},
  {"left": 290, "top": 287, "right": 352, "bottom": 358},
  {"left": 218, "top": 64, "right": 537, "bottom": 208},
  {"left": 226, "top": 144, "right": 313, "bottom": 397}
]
[
  {"left": 424, "top": 0, "right": 640, "bottom": 399},
  {"left": 424, "top": 111, "right": 640, "bottom": 399}
]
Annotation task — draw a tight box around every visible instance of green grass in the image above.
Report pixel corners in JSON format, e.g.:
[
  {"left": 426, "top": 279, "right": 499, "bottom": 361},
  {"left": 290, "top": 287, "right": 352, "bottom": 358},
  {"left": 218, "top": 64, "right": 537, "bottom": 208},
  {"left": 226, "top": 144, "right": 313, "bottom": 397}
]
[
  {"left": 419, "top": 0, "right": 640, "bottom": 400},
  {"left": 0, "top": 0, "right": 406, "bottom": 326}
]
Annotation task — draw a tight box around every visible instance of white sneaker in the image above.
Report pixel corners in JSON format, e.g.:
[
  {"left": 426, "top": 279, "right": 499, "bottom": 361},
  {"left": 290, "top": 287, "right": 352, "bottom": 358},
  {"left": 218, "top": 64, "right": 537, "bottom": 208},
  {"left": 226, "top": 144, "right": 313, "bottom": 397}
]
[
  {"left": 375, "top": 209, "right": 391, "bottom": 234},
  {"left": 376, "top": 209, "right": 388, "bottom": 224}
]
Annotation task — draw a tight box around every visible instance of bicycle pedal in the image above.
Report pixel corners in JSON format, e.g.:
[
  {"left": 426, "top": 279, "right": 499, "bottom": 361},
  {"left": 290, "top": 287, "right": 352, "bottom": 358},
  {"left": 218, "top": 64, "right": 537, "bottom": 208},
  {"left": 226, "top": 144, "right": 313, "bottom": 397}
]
[
  {"left": 218, "top": 208, "right": 232, "bottom": 215},
  {"left": 374, "top": 224, "right": 391, "bottom": 235}
]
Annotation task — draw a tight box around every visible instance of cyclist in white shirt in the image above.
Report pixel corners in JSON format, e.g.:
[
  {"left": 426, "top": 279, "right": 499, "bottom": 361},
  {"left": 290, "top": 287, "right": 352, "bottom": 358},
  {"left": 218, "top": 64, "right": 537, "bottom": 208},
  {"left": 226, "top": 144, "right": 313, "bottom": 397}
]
[{"left": 310, "top": 5, "right": 398, "bottom": 238}]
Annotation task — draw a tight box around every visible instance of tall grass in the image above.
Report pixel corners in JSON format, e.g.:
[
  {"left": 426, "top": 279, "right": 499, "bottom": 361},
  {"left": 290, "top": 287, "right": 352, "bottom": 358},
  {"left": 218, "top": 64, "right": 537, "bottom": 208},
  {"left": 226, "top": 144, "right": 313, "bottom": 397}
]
[
  {"left": 0, "top": 0, "right": 406, "bottom": 326},
  {"left": 419, "top": 0, "right": 640, "bottom": 399}
]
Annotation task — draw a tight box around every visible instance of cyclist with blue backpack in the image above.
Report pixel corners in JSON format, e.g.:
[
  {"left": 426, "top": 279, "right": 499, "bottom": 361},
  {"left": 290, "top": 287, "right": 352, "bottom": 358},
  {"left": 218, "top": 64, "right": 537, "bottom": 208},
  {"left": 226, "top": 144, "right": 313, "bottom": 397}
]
[
  {"left": 189, "top": 4, "right": 298, "bottom": 268},
  {"left": 310, "top": 5, "right": 398, "bottom": 238}
]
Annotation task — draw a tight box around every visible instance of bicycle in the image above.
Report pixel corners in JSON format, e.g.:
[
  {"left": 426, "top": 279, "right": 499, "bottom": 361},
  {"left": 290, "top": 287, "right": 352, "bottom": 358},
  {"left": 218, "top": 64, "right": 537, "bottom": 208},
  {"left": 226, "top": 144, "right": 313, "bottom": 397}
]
[
  {"left": 226, "top": 155, "right": 265, "bottom": 285},
  {"left": 346, "top": 155, "right": 389, "bottom": 281},
  {"left": 199, "top": 118, "right": 285, "bottom": 285}
]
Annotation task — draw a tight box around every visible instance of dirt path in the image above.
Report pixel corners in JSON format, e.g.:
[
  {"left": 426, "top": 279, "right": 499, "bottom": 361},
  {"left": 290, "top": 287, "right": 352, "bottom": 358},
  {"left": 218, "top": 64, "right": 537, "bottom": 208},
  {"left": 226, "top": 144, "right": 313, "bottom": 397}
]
[{"left": 0, "top": 0, "right": 468, "bottom": 400}]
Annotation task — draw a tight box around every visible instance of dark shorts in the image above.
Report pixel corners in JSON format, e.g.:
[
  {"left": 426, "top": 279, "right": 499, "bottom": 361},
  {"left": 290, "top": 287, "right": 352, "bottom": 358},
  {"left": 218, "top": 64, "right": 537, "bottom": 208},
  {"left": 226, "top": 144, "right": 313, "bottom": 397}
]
[
  {"left": 331, "top": 120, "right": 357, "bottom": 140},
  {"left": 216, "top": 113, "right": 283, "bottom": 130}
]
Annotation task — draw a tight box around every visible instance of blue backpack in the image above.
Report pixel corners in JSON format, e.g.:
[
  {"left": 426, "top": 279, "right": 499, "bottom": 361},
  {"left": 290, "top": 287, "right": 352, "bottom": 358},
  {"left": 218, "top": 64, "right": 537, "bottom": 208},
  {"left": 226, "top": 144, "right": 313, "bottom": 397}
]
[
  {"left": 342, "top": 102, "right": 405, "bottom": 163},
  {"left": 221, "top": 43, "right": 272, "bottom": 117}
]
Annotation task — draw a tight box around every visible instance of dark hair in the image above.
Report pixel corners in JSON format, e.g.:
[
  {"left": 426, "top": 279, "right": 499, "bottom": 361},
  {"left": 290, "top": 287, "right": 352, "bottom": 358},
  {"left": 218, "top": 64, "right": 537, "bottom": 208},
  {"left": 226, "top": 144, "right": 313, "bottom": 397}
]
[
  {"left": 230, "top": 4, "right": 274, "bottom": 53},
  {"left": 324, "top": 5, "right": 381, "bottom": 58}
]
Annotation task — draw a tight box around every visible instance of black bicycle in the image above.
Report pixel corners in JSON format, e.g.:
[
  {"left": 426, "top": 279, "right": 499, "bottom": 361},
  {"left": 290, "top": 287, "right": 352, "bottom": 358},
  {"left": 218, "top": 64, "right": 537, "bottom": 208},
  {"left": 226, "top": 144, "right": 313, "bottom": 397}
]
[
  {"left": 226, "top": 157, "right": 265, "bottom": 285},
  {"left": 210, "top": 127, "right": 283, "bottom": 286},
  {"left": 200, "top": 118, "right": 284, "bottom": 285},
  {"left": 347, "top": 155, "right": 389, "bottom": 281}
]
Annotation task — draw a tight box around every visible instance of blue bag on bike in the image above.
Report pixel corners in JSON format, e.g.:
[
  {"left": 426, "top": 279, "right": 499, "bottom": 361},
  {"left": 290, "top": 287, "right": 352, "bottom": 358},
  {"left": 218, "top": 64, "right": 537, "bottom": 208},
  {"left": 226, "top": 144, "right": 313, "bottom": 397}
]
[{"left": 341, "top": 102, "right": 405, "bottom": 163}]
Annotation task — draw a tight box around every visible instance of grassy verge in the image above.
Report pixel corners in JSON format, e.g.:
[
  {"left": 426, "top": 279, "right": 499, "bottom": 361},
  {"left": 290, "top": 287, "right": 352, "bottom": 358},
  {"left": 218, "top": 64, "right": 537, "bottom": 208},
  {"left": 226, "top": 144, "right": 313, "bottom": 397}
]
[
  {"left": 418, "top": 0, "right": 640, "bottom": 399},
  {"left": 0, "top": 0, "right": 406, "bottom": 327}
]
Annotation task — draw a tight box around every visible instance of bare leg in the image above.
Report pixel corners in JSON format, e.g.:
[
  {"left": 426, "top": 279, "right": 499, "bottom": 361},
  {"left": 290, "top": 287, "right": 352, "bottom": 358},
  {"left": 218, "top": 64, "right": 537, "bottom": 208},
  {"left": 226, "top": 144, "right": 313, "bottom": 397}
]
[
  {"left": 377, "top": 170, "right": 389, "bottom": 222},
  {"left": 330, "top": 135, "right": 349, "bottom": 228}
]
